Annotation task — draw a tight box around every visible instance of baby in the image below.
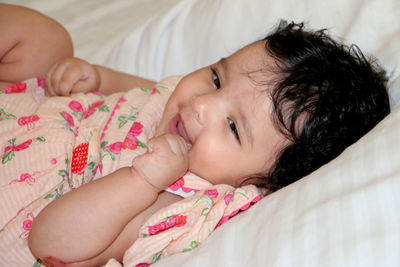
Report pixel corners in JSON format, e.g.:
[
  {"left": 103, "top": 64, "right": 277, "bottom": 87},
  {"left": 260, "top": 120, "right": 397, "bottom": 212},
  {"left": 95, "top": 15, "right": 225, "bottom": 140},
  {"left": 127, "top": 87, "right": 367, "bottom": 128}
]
[{"left": 0, "top": 4, "right": 390, "bottom": 267}]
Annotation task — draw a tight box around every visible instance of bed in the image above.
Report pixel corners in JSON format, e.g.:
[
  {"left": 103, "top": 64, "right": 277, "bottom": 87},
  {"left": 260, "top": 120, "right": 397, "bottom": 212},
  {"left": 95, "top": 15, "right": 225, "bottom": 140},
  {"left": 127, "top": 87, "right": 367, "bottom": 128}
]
[{"left": 1, "top": 0, "right": 400, "bottom": 266}]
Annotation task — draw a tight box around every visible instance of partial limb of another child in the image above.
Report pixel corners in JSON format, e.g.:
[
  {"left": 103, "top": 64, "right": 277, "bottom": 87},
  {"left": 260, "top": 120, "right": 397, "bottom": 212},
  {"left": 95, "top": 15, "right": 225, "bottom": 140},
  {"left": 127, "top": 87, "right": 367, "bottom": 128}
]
[{"left": 0, "top": 4, "right": 73, "bottom": 88}]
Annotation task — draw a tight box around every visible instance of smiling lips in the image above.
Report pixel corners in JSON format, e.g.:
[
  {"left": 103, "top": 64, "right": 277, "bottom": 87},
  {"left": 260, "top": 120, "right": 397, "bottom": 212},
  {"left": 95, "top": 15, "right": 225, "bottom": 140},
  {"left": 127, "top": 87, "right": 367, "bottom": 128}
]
[{"left": 170, "top": 114, "right": 192, "bottom": 146}]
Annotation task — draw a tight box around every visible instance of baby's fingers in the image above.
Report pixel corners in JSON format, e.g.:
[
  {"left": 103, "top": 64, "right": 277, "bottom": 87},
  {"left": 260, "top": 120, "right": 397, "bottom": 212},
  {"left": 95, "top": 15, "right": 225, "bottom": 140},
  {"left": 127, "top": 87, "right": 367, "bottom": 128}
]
[
  {"left": 148, "top": 134, "right": 188, "bottom": 156},
  {"left": 46, "top": 60, "right": 78, "bottom": 96},
  {"left": 164, "top": 134, "right": 189, "bottom": 156},
  {"left": 45, "top": 62, "right": 65, "bottom": 96},
  {"left": 56, "top": 65, "right": 88, "bottom": 96},
  {"left": 70, "top": 69, "right": 99, "bottom": 95}
]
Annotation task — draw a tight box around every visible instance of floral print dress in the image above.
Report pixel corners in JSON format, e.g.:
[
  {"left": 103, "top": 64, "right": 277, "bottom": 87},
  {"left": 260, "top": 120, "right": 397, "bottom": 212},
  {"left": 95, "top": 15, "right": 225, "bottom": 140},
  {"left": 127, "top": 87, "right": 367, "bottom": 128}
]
[{"left": 0, "top": 76, "right": 177, "bottom": 266}]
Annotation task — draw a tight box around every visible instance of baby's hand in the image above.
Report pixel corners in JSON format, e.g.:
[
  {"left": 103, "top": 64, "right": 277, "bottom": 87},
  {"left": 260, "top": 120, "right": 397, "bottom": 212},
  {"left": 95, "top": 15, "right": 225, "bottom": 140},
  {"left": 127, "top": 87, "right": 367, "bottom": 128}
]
[
  {"left": 132, "top": 134, "right": 189, "bottom": 191},
  {"left": 45, "top": 57, "right": 100, "bottom": 96}
]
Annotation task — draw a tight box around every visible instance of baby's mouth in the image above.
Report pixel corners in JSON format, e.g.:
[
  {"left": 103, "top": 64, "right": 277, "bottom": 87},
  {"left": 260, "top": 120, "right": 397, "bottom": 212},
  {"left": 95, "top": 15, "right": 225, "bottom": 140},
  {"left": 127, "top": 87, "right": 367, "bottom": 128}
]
[{"left": 171, "top": 114, "right": 192, "bottom": 147}]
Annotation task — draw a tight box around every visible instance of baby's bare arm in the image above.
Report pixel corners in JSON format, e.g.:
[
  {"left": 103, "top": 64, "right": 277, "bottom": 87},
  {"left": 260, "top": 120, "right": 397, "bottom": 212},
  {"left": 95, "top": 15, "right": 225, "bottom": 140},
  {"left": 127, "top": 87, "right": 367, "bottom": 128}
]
[
  {"left": 0, "top": 4, "right": 73, "bottom": 87},
  {"left": 45, "top": 57, "right": 156, "bottom": 96},
  {"left": 28, "top": 167, "right": 159, "bottom": 263},
  {"left": 64, "top": 191, "right": 182, "bottom": 267},
  {"left": 95, "top": 64, "right": 156, "bottom": 95}
]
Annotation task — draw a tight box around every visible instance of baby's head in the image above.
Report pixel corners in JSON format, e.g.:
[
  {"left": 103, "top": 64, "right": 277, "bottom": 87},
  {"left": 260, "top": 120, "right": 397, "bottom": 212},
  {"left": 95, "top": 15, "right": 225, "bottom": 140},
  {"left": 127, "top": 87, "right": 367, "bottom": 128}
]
[{"left": 156, "top": 21, "right": 389, "bottom": 191}]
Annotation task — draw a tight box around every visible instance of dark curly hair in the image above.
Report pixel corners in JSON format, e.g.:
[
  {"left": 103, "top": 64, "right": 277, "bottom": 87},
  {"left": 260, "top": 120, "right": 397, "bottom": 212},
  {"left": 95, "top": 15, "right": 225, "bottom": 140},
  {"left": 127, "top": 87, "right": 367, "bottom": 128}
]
[{"left": 255, "top": 21, "right": 390, "bottom": 192}]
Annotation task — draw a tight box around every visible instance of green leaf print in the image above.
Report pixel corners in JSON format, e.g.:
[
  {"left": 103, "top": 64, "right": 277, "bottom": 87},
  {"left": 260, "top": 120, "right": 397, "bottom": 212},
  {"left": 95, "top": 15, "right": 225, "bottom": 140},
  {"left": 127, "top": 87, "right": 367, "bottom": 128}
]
[
  {"left": 98, "top": 105, "right": 109, "bottom": 112},
  {"left": 0, "top": 108, "right": 16, "bottom": 121},
  {"left": 117, "top": 114, "right": 136, "bottom": 128},
  {"left": 87, "top": 161, "right": 95, "bottom": 170},
  {"left": 58, "top": 170, "right": 68, "bottom": 179},
  {"left": 33, "top": 258, "right": 43, "bottom": 267},
  {"left": 201, "top": 207, "right": 210, "bottom": 216},
  {"left": 138, "top": 140, "right": 146, "bottom": 148},
  {"left": 44, "top": 184, "right": 64, "bottom": 200},
  {"left": 2, "top": 150, "right": 14, "bottom": 164},
  {"left": 117, "top": 106, "right": 138, "bottom": 128},
  {"left": 35, "top": 136, "right": 46, "bottom": 142},
  {"left": 101, "top": 141, "right": 108, "bottom": 149},
  {"left": 182, "top": 241, "right": 199, "bottom": 253},
  {"left": 152, "top": 251, "right": 163, "bottom": 264},
  {"left": 157, "top": 84, "right": 168, "bottom": 90}
]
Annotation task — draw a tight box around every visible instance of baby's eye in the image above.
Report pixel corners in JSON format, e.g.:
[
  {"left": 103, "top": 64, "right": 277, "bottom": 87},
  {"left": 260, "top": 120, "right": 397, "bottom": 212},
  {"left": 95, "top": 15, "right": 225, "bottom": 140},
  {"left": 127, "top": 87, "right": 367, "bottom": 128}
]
[
  {"left": 211, "top": 69, "right": 221, "bottom": 89},
  {"left": 228, "top": 118, "right": 240, "bottom": 142}
]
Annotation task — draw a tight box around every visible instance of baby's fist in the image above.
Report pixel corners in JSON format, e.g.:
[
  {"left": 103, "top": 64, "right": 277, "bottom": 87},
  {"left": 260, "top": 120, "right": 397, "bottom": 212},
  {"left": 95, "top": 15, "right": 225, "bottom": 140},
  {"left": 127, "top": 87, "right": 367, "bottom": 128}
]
[
  {"left": 45, "top": 57, "right": 100, "bottom": 96},
  {"left": 132, "top": 134, "right": 189, "bottom": 191}
]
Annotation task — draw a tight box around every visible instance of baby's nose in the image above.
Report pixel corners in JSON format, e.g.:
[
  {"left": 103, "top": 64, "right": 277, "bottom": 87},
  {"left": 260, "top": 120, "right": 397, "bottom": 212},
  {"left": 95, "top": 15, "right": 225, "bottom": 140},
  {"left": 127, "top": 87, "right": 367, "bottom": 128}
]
[{"left": 191, "top": 94, "right": 208, "bottom": 125}]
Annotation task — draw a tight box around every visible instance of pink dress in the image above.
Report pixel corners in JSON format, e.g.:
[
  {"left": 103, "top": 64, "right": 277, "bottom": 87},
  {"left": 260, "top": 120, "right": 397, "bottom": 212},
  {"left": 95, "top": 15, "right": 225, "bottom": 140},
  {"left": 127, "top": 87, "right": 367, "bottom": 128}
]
[{"left": 0, "top": 76, "right": 177, "bottom": 266}]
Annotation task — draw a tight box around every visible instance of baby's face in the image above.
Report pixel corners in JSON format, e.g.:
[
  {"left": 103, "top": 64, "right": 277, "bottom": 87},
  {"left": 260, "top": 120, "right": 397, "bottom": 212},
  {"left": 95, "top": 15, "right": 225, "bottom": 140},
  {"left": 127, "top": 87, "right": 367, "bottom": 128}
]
[{"left": 156, "top": 41, "right": 288, "bottom": 187}]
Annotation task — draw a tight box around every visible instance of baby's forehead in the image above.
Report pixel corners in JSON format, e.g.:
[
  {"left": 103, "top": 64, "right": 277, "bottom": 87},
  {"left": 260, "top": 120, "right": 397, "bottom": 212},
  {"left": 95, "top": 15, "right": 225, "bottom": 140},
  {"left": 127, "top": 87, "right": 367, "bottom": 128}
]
[
  {"left": 228, "top": 40, "right": 277, "bottom": 68},
  {"left": 227, "top": 41, "right": 281, "bottom": 83}
]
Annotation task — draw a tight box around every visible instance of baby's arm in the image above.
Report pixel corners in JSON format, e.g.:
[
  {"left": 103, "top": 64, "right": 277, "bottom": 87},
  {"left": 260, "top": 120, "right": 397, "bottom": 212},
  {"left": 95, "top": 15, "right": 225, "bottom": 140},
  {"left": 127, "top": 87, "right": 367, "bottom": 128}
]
[
  {"left": 45, "top": 57, "right": 155, "bottom": 96},
  {"left": 28, "top": 134, "right": 189, "bottom": 264}
]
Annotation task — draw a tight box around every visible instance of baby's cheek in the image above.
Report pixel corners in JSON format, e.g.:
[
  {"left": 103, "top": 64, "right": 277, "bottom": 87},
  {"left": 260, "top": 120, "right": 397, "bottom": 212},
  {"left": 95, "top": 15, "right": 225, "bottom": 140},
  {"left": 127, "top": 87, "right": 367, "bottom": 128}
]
[{"left": 188, "top": 147, "right": 220, "bottom": 178}]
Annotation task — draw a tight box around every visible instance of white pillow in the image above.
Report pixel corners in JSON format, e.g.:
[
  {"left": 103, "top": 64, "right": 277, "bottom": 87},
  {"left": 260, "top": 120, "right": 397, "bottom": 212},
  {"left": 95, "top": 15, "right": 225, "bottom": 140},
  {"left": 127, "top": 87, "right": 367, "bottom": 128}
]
[{"left": 106, "top": 0, "right": 400, "bottom": 108}]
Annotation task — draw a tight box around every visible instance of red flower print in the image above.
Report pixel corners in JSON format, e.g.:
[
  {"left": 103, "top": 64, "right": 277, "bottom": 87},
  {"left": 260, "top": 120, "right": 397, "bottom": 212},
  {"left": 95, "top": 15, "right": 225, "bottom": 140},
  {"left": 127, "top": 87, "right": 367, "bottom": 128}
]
[
  {"left": 22, "top": 219, "right": 32, "bottom": 231},
  {"left": 69, "top": 100, "right": 84, "bottom": 113},
  {"left": 13, "top": 139, "right": 33, "bottom": 151},
  {"left": 105, "top": 141, "right": 123, "bottom": 155},
  {"left": 19, "top": 212, "right": 35, "bottom": 239},
  {"left": 168, "top": 214, "right": 187, "bottom": 227},
  {"left": 224, "top": 192, "right": 234, "bottom": 205},
  {"left": 122, "top": 136, "right": 138, "bottom": 150},
  {"left": 18, "top": 115, "right": 40, "bottom": 130},
  {"left": 122, "top": 122, "right": 144, "bottom": 150},
  {"left": 37, "top": 77, "right": 45, "bottom": 88},
  {"left": 100, "top": 96, "right": 126, "bottom": 141},
  {"left": 169, "top": 177, "right": 185, "bottom": 191},
  {"left": 10, "top": 172, "right": 38, "bottom": 186},
  {"left": 2, "top": 138, "right": 34, "bottom": 164},
  {"left": 148, "top": 214, "right": 187, "bottom": 235},
  {"left": 84, "top": 100, "right": 105, "bottom": 118},
  {"left": 90, "top": 100, "right": 104, "bottom": 109},
  {"left": 204, "top": 189, "right": 219, "bottom": 200},
  {"left": 61, "top": 111, "right": 74, "bottom": 127},
  {"left": 128, "top": 122, "right": 143, "bottom": 137},
  {"left": 1, "top": 82, "right": 27, "bottom": 94},
  {"left": 136, "top": 263, "right": 150, "bottom": 267},
  {"left": 148, "top": 221, "right": 168, "bottom": 235},
  {"left": 216, "top": 194, "right": 263, "bottom": 229}
]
